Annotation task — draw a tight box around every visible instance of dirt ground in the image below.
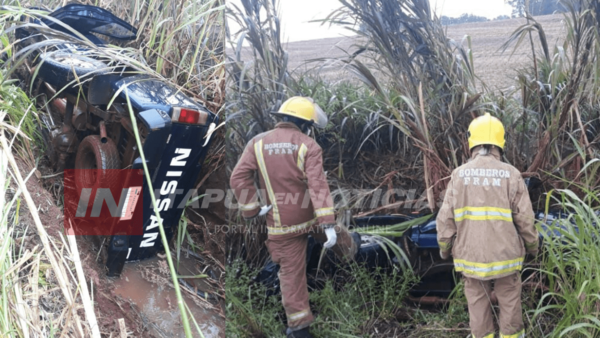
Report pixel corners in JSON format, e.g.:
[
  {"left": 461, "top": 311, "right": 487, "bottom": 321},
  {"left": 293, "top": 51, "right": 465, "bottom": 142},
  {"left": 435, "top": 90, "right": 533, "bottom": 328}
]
[
  {"left": 279, "top": 14, "right": 566, "bottom": 90},
  {"left": 14, "top": 158, "right": 148, "bottom": 336},
  {"left": 14, "top": 149, "right": 226, "bottom": 337},
  {"left": 188, "top": 129, "right": 227, "bottom": 266}
]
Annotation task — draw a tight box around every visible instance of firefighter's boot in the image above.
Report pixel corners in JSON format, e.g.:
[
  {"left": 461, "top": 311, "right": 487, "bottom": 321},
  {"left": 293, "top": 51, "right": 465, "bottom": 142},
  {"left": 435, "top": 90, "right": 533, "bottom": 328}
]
[{"left": 286, "top": 327, "right": 312, "bottom": 338}]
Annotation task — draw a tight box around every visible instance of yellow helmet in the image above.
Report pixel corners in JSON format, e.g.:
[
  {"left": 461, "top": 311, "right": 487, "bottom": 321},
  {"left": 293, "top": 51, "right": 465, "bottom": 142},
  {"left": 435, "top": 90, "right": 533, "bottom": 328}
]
[
  {"left": 468, "top": 113, "right": 505, "bottom": 150},
  {"left": 272, "top": 96, "right": 328, "bottom": 128}
]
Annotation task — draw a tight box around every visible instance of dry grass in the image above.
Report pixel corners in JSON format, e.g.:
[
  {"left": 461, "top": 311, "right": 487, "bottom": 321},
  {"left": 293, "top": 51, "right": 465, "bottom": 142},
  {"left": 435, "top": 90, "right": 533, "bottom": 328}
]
[
  {"left": 8, "top": 0, "right": 225, "bottom": 110},
  {"left": 0, "top": 128, "right": 97, "bottom": 337},
  {"left": 0, "top": 1, "right": 226, "bottom": 337}
]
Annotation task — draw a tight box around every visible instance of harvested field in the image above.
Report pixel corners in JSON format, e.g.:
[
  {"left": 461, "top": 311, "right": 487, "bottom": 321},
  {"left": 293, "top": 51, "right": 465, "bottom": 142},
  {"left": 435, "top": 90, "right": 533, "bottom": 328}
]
[{"left": 282, "top": 14, "right": 566, "bottom": 90}]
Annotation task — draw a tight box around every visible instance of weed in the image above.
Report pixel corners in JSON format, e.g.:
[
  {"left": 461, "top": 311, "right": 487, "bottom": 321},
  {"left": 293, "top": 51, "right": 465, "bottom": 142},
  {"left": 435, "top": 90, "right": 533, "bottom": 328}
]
[
  {"left": 226, "top": 0, "right": 600, "bottom": 337},
  {"left": 0, "top": 0, "right": 225, "bottom": 336},
  {"left": 226, "top": 259, "right": 286, "bottom": 337},
  {"left": 226, "top": 259, "right": 417, "bottom": 338},
  {"left": 530, "top": 170, "right": 600, "bottom": 337}
]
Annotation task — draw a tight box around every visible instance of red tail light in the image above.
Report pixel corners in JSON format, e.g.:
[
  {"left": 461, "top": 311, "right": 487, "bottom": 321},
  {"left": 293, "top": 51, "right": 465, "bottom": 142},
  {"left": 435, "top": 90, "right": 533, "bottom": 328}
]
[
  {"left": 179, "top": 108, "right": 200, "bottom": 124},
  {"left": 171, "top": 107, "right": 208, "bottom": 125}
]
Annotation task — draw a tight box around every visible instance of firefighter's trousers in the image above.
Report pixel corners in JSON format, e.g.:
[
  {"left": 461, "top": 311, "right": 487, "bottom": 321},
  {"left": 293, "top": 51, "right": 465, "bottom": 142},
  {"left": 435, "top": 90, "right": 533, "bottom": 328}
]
[
  {"left": 265, "top": 225, "right": 357, "bottom": 329},
  {"left": 464, "top": 273, "right": 525, "bottom": 338}
]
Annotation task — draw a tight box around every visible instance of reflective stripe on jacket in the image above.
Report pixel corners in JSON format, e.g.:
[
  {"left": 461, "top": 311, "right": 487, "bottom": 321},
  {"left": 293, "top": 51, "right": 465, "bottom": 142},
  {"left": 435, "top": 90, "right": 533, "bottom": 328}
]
[
  {"left": 229, "top": 122, "right": 335, "bottom": 240},
  {"left": 436, "top": 147, "right": 539, "bottom": 280}
]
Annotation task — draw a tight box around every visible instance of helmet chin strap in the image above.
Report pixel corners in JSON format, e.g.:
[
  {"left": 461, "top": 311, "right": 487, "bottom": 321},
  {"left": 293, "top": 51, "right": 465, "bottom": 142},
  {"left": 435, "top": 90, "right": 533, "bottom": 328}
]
[{"left": 282, "top": 115, "right": 312, "bottom": 134}]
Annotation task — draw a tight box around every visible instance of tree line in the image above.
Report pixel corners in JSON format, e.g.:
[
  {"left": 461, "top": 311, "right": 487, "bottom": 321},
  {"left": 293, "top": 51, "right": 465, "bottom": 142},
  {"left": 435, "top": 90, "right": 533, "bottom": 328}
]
[
  {"left": 441, "top": 0, "right": 565, "bottom": 26},
  {"left": 508, "top": 0, "right": 565, "bottom": 17}
]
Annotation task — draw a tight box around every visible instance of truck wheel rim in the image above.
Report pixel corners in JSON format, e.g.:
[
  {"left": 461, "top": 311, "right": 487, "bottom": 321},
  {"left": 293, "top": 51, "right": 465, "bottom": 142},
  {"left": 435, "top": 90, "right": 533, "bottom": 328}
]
[{"left": 55, "top": 55, "right": 95, "bottom": 69}]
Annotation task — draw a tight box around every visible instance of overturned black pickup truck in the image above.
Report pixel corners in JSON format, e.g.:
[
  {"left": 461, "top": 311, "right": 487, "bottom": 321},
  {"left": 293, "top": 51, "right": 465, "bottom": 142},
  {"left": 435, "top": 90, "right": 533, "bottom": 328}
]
[
  {"left": 258, "top": 209, "right": 582, "bottom": 299},
  {"left": 12, "top": 4, "right": 217, "bottom": 276}
]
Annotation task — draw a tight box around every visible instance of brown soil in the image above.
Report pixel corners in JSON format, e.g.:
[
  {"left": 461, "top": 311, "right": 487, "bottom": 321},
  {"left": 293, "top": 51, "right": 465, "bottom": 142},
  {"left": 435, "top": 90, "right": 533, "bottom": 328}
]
[
  {"left": 278, "top": 14, "right": 567, "bottom": 90},
  {"left": 16, "top": 158, "right": 152, "bottom": 337},
  {"left": 15, "top": 144, "right": 226, "bottom": 337}
]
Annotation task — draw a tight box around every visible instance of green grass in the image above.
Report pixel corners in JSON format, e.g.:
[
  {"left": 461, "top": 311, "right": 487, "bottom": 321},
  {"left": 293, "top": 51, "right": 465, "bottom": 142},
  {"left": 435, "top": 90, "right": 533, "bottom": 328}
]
[
  {"left": 402, "top": 280, "right": 471, "bottom": 338},
  {"left": 0, "top": 0, "right": 225, "bottom": 337},
  {"left": 530, "top": 177, "right": 600, "bottom": 337},
  {"left": 226, "top": 260, "right": 286, "bottom": 337},
  {"left": 226, "top": 259, "right": 417, "bottom": 337},
  {"left": 0, "top": 39, "right": 42, "bottom": 158},
  {"left": 0, "top": 51, "right": 38, "bottom": 334},
  {"left": 309, "top": 265, "right": 416, "bottom": 337},
  {"left": 226, "top": 0, "right": 600, "bottom": 336}
]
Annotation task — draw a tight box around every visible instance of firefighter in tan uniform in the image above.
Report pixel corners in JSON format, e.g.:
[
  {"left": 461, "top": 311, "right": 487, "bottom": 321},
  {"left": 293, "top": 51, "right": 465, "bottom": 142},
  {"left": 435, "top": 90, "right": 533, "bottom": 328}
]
[
  {"left": 437, "top": 113, "right": 539, "bottom": 338},
  {"left": 230, "top": 97, "right": 360, "bottom": 338}
]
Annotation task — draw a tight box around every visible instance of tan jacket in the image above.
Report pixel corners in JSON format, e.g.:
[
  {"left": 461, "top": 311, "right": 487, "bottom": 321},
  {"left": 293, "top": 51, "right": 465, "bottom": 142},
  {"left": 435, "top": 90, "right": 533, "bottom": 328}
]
[
  {"left": 436, "top": 147, "right": 539, "bottom": 280},
  {"left": 230, "top": 122, "right": 335, "bottom": 240}
]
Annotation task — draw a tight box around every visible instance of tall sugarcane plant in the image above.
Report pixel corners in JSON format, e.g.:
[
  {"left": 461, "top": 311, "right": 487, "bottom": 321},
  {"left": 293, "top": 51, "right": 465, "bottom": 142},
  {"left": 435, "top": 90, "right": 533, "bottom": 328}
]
[
  {"left": 226, "top": 0, "right": 292, "bottom": 264},
  {"left": 324, "top": 0, "right": 493, "bottom": 211},
  {"left": 502, "top": 0, "right": 600, "bottom": 198}
]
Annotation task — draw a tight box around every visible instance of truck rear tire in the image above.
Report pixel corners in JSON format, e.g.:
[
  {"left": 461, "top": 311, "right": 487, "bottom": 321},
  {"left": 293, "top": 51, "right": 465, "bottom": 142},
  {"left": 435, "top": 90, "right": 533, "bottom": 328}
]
[{"left": 74, "top": 135, "right": 120, "bottom": 191}]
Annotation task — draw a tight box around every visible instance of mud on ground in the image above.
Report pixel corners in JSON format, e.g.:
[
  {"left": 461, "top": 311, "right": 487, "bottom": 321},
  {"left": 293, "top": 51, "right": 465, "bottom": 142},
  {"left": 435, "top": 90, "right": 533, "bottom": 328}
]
[{"left": 12, "top": 149, "right": 226, "bottom": 337}]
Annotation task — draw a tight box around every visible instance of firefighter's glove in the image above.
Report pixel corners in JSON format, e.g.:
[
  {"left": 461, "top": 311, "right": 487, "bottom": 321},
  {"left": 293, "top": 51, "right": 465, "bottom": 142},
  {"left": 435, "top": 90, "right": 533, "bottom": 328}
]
[
  {"left": 525, "top": 248, "right": 539, "bottom": 262},
  {"left": 258, "top": 205, "right": 272, "bottom": 217},
  {"left": 525, "top": 239, "right": 539, "bottom": 257},
  {"left": 244, "top": 205, "right": 272, "bottom": 220},
  {"left": 323, "top": 226, "right": 337, "bottom": 249},
  {"left": 439, "top": 249, "right": 451, "bottom": 260},
  {"left": 526, "top": 248, "right": 539, "bottom": 256}
]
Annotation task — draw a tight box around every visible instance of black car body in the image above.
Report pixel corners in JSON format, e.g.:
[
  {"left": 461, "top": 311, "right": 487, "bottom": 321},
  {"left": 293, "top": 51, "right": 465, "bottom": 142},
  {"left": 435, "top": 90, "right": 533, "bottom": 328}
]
[
  {"left": 13, "top": 4, "right": 217, "bottom": 276},
  {"left": 258, "top": 211, "right": 583, "bottom": 298}
]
